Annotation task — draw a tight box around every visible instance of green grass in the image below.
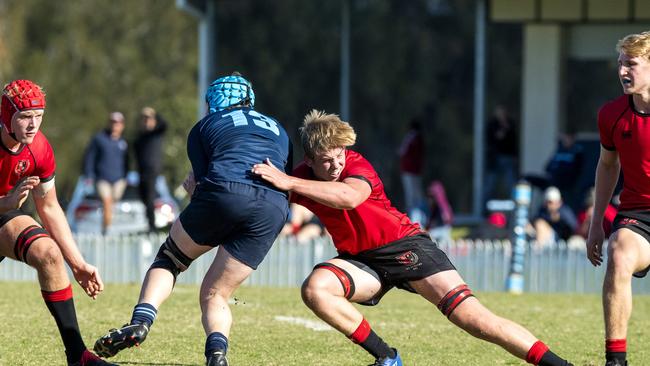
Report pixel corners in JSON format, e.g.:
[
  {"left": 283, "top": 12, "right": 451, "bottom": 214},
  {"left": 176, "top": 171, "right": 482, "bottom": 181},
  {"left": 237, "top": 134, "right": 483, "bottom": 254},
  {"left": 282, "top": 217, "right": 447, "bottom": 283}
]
[{"left": 2, "top": 281, "right": 650, "bottom": 365}]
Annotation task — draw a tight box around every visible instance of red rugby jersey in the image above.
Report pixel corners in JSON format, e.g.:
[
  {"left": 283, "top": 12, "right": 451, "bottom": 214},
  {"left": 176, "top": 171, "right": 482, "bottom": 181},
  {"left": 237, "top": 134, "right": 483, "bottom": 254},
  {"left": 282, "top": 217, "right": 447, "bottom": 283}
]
[
  {"left": 598, "top": 94, "right": 650, "bottom": 210},
  {"left": 0, "top": 131, "right": 56, "bottom": 196},
  {"left": 291, "top": 150, "right": 422, "bottom": 255}
]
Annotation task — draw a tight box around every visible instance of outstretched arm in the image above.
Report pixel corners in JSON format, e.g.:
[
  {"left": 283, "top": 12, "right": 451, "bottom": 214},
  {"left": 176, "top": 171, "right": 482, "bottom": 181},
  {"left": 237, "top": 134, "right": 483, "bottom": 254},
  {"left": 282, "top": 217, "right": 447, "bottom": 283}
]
[
  {"left": 252, "top": 159, "right": 371, "bottom": 209},
  {"left": 33, "top": 182, "right": 104, "bottom": 298}
]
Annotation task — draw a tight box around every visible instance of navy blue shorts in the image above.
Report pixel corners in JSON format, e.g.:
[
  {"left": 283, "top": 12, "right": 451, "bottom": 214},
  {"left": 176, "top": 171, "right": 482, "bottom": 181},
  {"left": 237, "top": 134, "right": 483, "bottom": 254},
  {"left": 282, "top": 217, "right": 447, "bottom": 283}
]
[{"left": 180, "top": 181, "right": 288, "bottom": 269}]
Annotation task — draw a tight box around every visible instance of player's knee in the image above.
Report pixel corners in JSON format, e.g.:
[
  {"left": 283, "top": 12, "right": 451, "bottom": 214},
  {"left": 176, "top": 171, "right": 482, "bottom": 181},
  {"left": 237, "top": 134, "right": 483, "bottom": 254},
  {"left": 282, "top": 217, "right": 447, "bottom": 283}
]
[
  {"left": 606, "top": 238, "right": 637, "bottom": 272},
  {"left": 438, "top": 284, "right": 475, "bottom": 318},
  {"left": 300, "top": 274, "right": 332, "bottom": 307},
  {"left": 607, "top": 249, "right": 636, "bottom": 276},
  {"left": 28, "top": 239, "right": 63, "bottom": 271},
  {"left": 149, "top": 236, "right": 193, "bottom": 280},
  {"left": 301, "top": 277, "right": 322, "bottom": 307},
  {"left": 302, "top": 263, "right": 355, "bottom": 306},
  {"left": 14, "top": 225, "right": 55, "bottom": 267},
  {"left": 199, "top": 285, "right": 231, "bottom": 308}
]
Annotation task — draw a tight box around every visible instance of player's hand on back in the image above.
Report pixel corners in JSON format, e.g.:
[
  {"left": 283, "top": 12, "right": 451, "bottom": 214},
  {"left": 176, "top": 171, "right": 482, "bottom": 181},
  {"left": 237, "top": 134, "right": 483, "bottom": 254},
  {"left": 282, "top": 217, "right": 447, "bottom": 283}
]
[
  {"left": 252, "top": 158, "right": 293, "bottom": 191},
  {"left": 72, "top": 261, "right": 105, "bottom": 299},
  {"left": 4, "top": 176, "right": 40, "bottom": 210}
]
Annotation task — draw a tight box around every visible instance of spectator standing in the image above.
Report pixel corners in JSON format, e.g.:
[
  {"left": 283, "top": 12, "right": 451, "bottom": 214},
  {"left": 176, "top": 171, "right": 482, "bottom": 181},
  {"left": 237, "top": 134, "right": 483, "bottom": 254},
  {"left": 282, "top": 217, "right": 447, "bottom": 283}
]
[
  {"left": 426, "top": 180, "right": 454, "bottom": 242},
  {"left": 398, "top": 118, "right": 424, "bottom": 218},
  {"left": 524, "top": 132, "right": 585, "bottom": 213},
  {"left": 82, "top": 111, "right": 128, "bottom": 234},
  {"left": 545, "top": 132, "right": 584, "bottom": 211},
  {"left": 484, "top": 105, "right": 518, "bottom": 202},
  {"left": 134, "top": 107, "right": 167, "bottom": 232}
]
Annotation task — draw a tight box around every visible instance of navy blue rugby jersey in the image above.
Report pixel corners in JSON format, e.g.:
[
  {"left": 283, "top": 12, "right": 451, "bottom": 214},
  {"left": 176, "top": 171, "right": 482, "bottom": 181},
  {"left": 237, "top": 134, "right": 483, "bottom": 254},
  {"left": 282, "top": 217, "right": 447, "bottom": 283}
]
[{"left": 187, "top": 107, "right": 292, "bottom": 194}]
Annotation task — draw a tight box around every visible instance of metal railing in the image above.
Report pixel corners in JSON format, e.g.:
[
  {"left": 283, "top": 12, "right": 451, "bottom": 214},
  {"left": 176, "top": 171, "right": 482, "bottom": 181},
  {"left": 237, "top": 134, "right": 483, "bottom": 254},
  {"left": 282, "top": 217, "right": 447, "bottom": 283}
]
[{"left": 2, "top": 234, "right": 650, "bottom": 294}]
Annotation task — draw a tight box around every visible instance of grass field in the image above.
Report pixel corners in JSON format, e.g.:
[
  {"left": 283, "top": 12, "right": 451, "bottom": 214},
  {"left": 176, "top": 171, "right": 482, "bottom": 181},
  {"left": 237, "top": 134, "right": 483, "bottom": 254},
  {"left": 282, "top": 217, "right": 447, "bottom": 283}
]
[{"left": 2, "top": 282, "right": 650, "bottom": 365}]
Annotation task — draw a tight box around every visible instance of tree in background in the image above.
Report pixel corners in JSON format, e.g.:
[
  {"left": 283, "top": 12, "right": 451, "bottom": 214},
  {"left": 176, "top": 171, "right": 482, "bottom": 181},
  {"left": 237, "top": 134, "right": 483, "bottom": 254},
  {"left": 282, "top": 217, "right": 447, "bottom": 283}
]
[{"left": 0, "top": 0, "right": 198, "bottom": 200}]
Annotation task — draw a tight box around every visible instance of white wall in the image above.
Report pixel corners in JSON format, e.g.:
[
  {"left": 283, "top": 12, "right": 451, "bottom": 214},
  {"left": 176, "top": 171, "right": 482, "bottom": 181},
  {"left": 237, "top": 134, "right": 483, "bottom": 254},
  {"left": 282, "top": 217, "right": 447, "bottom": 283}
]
[{"left": 521, "top": 25, "right": 562, "bottom": 175}]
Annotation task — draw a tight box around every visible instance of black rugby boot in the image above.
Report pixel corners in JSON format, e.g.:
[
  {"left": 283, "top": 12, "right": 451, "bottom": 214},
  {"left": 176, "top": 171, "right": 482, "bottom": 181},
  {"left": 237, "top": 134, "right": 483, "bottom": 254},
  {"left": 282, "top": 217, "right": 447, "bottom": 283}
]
[
  {"left": 206, "top": 349, "right": 228, "bottom": 366},
  {"left": 94, "top": 323, "right": 149, "bottom": 358}
]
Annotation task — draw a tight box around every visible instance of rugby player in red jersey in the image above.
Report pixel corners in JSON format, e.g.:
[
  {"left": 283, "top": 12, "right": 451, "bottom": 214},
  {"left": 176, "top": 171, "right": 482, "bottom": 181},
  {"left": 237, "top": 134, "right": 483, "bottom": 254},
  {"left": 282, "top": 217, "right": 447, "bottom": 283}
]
[
  {"left": 252, "top": 110, "right": 573, "bottom": 366},
  {"left": 0, "top": 79, "right": 115, "bottom": 366},
  {"left": 587, "top": 31, "right": 650, "bottom": 366}
]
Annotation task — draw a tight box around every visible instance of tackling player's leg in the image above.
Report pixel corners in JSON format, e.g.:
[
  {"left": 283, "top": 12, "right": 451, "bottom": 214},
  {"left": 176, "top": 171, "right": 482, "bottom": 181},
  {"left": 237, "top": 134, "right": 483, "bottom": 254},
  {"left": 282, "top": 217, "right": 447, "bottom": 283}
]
[
  {"left": 411, "top": 269, "right": 573, "bottom": 366},
  {"left": 301, "top": 259, "right": 402, "bottom": 366}
]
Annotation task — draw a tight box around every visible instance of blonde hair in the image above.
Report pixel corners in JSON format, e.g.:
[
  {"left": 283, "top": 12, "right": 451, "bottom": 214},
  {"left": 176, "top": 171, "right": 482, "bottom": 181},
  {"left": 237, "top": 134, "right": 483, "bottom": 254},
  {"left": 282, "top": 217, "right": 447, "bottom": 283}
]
[
  {"left": 300, "top": 109, "right": 356, "bottom": 158},
  {"left": 616, "top": 31, "right": 650, "bottom": 59}
]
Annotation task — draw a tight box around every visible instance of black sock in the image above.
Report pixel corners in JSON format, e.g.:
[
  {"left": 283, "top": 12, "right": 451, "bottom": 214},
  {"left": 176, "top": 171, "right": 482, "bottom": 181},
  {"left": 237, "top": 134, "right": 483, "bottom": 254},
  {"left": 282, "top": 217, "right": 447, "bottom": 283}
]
[
  {"left": 42, "top": 286, "right": 86, "bottom": 363},
  {"left": 539, "top": 350, "right": 571, "bottom": 366},
  {"left": 359, "top": 330, "right": 395, "bottom": 360},
  {"left": 606, "top": 351, "right": 626, "bottom": 364}
]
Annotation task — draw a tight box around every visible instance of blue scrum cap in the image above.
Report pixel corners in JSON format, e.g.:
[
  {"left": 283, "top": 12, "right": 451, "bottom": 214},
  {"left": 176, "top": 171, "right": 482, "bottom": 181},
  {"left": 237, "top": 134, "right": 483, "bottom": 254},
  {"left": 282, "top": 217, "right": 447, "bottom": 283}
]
[{"left": 205, "top": 73, "right": 255, "bottom": 113}]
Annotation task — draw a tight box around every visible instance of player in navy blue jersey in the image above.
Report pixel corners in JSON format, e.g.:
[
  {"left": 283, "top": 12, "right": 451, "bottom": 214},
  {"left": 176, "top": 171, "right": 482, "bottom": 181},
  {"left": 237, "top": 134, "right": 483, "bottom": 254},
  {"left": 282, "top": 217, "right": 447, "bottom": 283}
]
[{"left": 94, "top": 73, "right": 291, "bottom": 366}]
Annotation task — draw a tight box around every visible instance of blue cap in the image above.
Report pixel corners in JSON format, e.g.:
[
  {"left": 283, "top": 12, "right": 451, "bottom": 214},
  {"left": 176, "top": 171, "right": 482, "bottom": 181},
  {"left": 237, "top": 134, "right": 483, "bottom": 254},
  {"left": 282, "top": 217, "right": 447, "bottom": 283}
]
[{"left": 205, "top": 74, "right": 255, "bottom": 113}]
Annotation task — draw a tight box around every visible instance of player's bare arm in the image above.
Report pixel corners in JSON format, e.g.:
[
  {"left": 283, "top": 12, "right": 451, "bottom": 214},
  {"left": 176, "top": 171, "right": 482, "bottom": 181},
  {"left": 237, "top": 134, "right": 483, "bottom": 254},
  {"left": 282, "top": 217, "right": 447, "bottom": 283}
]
[
  {"left": 0, "top": 176, "right": 40, "bottom": 213},
  {"left": 32, "top": 183, "right": 104, "bottom": 298},
  {"left": 252, "top": 158, "right": 371, "bottom": 209},
  {"left": 586, "top": 147, "right": 620, "bottom": 266}
]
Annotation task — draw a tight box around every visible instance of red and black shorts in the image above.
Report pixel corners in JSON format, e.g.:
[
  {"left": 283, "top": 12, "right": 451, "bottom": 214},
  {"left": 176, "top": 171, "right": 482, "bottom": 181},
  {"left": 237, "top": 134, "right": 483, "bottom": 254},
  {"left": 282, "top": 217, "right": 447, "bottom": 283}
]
[
  {"left": 613, "top": 210, "right": 650, "bottom": 278},
  {"left": 336, "top": 233, "right": 456, "bottom": 305}
]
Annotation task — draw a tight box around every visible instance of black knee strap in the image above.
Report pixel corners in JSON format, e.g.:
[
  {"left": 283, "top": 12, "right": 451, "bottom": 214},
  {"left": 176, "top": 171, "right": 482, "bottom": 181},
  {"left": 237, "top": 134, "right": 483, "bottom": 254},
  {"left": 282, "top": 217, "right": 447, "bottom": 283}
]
[
  {"left": 14, "top": 225, "right": 49, "bottom": 263},
  {"left": 150, "top": 236, "right": 193, "bottom": 277},
  {"left": 438, "top": 284, "right": 474, "bottom": 318},
  {"left": 314, "top": 263, "right": 355, "bottom": 299}
]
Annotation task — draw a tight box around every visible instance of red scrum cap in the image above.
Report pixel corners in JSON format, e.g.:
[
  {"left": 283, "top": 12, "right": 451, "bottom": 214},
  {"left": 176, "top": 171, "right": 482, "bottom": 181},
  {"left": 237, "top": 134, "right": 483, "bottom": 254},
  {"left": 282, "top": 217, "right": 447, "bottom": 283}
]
[{"left": 1, "top": 79, "right": 46, "bottom": 133}]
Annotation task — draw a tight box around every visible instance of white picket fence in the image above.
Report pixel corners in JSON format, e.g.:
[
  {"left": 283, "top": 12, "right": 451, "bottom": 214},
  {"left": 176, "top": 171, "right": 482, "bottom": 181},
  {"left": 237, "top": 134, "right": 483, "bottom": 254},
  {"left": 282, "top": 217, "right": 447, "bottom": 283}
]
[{"left": 2, "top": 234, "right": 650, "bottom": 294}]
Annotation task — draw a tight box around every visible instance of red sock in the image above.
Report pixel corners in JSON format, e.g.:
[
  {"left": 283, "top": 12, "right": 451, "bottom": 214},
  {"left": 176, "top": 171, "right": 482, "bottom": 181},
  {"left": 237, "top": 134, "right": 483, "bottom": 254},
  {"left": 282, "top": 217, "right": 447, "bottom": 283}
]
[
  {"left": 41, "top": 284, "right": 73, "bottom": 302},
  {"left": 348, "top": 318, "right": 394, "bottom": 360},
  {"left": 606, "top": 339, "right": 627, "bottom": 353},
  {"left": 526, "top": 340, "right": 549, "bottom": 365},
  {"left": 349, "top": 318, "right": 371, "bottom": 343}
]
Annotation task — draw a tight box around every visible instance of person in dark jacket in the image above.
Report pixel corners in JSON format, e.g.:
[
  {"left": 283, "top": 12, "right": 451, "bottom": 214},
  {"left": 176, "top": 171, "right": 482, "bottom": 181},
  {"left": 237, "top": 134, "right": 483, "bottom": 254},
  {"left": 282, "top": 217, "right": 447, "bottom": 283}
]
[
  {"left": 134, "top": 107, "right": 167, "bottom": 232},
  {"left": 83, "top": 111, "right": 128, "bottom": 234},
  {"left": 484, "top": 105, "right": 518, "bottom": 202}
]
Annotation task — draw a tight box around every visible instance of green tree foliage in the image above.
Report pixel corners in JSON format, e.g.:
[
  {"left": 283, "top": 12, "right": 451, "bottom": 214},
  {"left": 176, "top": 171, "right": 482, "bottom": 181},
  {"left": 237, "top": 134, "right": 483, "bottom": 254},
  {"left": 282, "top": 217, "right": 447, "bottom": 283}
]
[{"left": 0, "top": 0, "right": 198, "bottom": 198}]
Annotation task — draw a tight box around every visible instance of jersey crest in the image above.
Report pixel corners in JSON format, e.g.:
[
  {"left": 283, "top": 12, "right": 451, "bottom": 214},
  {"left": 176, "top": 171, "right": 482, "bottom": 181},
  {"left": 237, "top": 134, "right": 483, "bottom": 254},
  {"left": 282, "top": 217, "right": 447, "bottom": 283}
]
[{"left": 14, "top": 159, "right": 30, "bottom": 177}]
